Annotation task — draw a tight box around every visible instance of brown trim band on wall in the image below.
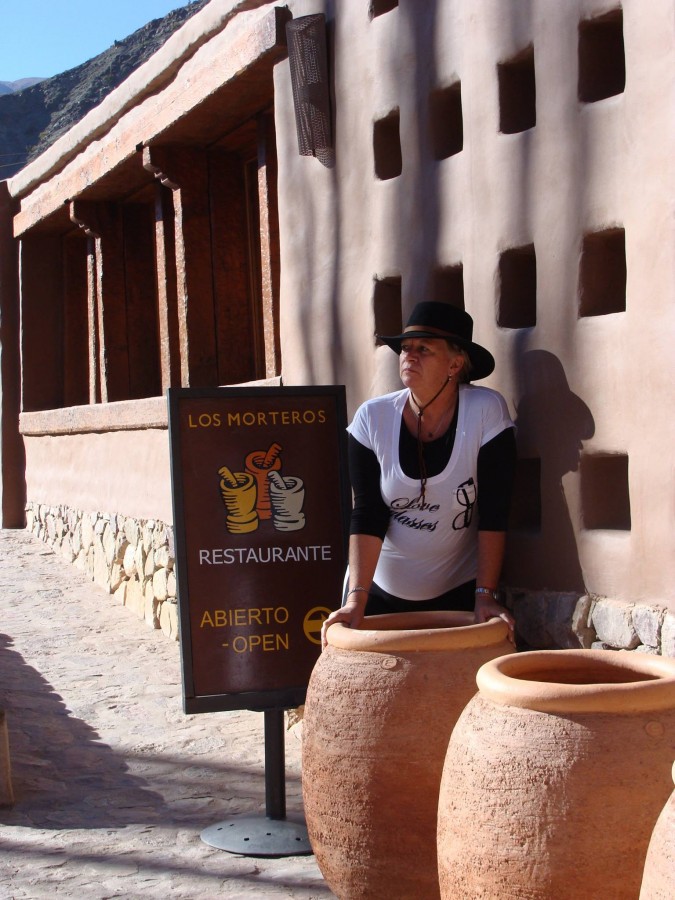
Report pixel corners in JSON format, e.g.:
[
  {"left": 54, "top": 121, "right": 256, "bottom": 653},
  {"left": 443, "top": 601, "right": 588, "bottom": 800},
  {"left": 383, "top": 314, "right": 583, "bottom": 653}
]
[{"left": 19, "top": 377, "right": 282, "bottom": 436}]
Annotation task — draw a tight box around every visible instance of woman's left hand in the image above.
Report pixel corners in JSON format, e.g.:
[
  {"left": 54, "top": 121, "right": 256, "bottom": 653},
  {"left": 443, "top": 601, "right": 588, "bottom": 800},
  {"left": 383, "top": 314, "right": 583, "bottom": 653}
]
[{"left": 474, "top": 594, "right": 515, "bottom": 645}]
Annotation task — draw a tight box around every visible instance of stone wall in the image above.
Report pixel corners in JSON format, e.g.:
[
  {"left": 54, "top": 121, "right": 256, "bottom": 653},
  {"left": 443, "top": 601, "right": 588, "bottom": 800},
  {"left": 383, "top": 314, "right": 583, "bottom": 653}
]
[
  {"left": 506, "top": 589, "right": 675, "bottom": 657},
  {"left": 25, "top": 501, "right": 179, "bottom": 642},
  {"left": 24, "top": 501, "right": 675, "bottom": 659}
]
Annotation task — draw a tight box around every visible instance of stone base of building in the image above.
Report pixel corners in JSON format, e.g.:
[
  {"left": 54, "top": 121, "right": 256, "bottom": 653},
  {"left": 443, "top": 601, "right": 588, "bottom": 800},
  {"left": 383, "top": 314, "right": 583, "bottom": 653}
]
[
  {"left": 25, "top": 501, "right": 179, "bottom": 642},
  {"left": 504, "top": 588, "right": 675, "bottom": 656},
  {"left": 24, "top": 501, "right": 675, "bottom": 657}
]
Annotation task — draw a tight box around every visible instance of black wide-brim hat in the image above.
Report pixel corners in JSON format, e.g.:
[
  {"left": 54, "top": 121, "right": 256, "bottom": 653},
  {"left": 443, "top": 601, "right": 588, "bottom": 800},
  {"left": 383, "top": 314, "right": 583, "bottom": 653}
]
[{"left": 378, "top": 302, "right": 495, "bottom": 381}]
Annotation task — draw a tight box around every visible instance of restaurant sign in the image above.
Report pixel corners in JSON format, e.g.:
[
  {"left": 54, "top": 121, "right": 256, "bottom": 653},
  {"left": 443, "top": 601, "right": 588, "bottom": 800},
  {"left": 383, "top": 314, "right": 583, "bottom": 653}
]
[{"left": 168, "top": 386, "right": 350, "bottom": 714}]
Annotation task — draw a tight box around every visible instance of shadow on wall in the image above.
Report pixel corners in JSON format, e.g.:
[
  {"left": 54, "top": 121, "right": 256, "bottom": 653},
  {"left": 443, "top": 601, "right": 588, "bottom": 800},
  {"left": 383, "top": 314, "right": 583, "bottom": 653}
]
[{"left": 504, "top": 349, "right": 595, "bottom": 593}]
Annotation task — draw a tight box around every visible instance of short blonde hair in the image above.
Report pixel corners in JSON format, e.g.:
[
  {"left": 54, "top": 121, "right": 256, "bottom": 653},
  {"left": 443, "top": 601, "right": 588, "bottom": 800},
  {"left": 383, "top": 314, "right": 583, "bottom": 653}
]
[{"left": 447, "top": 343, "right": 473, "bottom": 383}]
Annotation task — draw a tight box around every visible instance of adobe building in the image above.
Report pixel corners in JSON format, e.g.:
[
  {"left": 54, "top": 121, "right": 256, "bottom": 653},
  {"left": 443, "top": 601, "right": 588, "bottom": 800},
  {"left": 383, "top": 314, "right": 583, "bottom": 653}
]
[{"left": 0, "top": 0, "right": 673, "bottom": 653}]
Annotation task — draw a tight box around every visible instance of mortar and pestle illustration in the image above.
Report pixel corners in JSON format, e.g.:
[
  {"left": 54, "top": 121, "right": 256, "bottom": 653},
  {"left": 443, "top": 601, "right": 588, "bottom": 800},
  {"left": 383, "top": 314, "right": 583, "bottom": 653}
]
[
  {"left": 218, "top": 466, "right": 258, "bottom": 534},
  {"left": 267, "top": 470, "right": 306, "bottom": 532},
  {"left": 245, "top": 443, "right": 283, "bottom": 520}
]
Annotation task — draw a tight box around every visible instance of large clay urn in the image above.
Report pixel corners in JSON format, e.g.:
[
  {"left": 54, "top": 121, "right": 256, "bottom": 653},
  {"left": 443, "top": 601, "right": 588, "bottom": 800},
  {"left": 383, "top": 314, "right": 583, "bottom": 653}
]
[
  {"left": 640, "top": 761, "right": 675, "bottom": 900},
  {"left": 437, "top": 649, "right": 675, "bottom": 900},
  {"left": 302, "top": 611, "right": 512, "bottom": 900}
]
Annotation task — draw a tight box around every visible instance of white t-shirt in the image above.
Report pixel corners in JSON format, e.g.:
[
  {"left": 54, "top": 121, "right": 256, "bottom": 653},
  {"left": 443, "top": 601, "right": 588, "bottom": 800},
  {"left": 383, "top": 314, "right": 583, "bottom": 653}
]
[{"left": 347, "top": 384, "right": 514, "bottom": 600}]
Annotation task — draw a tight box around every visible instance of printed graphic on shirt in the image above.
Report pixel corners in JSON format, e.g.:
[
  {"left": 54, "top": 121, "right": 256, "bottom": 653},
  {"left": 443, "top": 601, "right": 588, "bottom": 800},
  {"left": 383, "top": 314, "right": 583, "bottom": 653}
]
[
  {"left": 388, "top": 476, "right": 476, "bottom": 534},
  {"left": 452, "top": 477, "right": 476, "bottom": 531},
  {"left": 389, "top": 496, "right": 440, "bottom": 532}
]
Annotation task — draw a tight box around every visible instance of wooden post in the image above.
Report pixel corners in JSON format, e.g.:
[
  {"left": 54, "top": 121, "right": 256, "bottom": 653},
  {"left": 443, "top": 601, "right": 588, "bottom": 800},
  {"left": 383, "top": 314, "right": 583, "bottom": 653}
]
[{"left": 0, "top": 709, "right": 14, "bottom": 807}]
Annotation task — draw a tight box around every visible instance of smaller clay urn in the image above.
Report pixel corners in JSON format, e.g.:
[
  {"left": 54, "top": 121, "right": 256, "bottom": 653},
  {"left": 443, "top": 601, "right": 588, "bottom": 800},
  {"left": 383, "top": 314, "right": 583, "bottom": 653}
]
[
  {"left": 640, "top": 760, "right": 675, "bottom": 900},
  {"left": 438, "top": 649, "right": 675, "bottom": 900}
]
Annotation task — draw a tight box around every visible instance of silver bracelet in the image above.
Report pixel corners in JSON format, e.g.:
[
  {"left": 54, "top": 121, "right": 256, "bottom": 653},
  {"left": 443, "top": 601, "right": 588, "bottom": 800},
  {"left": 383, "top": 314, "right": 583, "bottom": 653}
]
[
  {"left": 347, "top": 586, "right": 369, "bottom": 598},
  {"left": 475, "top": 586, "right": 499, "bottom": 601}
]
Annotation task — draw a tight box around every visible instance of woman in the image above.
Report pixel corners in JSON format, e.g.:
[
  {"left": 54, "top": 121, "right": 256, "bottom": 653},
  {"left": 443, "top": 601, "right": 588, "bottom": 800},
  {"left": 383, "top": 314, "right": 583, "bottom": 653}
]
[{"left": 322, "top": 301, "right": 516, "bottom": 647}]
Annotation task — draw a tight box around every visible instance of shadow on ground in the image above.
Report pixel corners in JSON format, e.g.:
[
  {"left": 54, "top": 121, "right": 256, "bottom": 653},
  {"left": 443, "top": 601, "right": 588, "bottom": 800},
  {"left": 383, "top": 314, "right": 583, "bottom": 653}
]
[{"left": 0, "top": 633, "right": 302, "bottom": 832}]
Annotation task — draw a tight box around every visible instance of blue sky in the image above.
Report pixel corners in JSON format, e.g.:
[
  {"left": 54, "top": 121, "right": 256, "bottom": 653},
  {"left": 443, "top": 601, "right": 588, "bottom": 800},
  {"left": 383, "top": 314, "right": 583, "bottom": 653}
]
[{"left": 0, "top": 1, "right": 195, "bottom": 82}]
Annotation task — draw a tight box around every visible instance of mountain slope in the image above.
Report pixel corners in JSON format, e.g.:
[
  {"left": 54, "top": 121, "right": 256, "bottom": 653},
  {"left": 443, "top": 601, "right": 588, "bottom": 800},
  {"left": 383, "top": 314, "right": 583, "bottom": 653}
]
[
  {"left": 0, "top": 1, "right": 208, "bottom": 180},
  {"left": 0, "top": 78, "right": 45, "bottom": 96}
]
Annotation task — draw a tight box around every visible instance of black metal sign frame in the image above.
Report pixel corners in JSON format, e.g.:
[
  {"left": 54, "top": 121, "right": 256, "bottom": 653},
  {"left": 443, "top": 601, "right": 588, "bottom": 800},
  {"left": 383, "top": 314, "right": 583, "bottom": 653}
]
[{"left": 168, "top": 385, "right": 350, "bottom": 714}]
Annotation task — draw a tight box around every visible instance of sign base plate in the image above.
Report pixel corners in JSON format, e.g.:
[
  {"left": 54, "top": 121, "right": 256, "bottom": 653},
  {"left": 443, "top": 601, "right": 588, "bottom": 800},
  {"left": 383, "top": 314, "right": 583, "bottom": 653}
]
[{"left": 200, "top": 815, "right": 312, "bottom": 857}]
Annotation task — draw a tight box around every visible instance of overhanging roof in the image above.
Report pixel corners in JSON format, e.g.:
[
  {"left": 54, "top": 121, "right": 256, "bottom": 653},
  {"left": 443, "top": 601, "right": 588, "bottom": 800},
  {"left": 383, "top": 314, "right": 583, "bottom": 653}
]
[{"left": 10, "top": 1, "right": 289, "bottom": 236}]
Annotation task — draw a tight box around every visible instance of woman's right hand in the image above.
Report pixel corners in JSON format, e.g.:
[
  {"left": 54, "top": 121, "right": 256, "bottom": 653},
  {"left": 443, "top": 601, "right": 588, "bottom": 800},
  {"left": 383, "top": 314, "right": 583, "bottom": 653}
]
[{"left": 321, "top": 597, "right": 366, "bottom": 650}]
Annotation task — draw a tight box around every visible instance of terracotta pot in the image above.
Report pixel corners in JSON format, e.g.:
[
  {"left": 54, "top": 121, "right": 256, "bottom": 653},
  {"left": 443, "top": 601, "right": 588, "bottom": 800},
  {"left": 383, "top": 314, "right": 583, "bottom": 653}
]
[
  {"left": 640, "top": 760, "right": 675, "bottom": 900},
  {"left": 302, "top": 611, "right": 512, "bottom": 900},
  {"left": 437, "top": 650, "right": 675, "bottom": 900}
]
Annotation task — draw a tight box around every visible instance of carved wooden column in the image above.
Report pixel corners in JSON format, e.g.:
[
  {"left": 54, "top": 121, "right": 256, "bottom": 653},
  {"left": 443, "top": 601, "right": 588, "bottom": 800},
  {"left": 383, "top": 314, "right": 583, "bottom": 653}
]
[
  {"left": 143, "top": 146, "right": 218, "bottom": 388},
  {"left": 0, "top": 182, "right": 26, "bottom": 526},
  {"left": 84, "top": 235, "right": 99, "bottom": 404},
  {"left": 70, "top": 200, "right": 129, "bottom": 403},
  {"left": 257, "top": 113, "right": 281, "bottom": 378},
  {"left": 152, "top": 182, "right": 180, "bottom": 393}
]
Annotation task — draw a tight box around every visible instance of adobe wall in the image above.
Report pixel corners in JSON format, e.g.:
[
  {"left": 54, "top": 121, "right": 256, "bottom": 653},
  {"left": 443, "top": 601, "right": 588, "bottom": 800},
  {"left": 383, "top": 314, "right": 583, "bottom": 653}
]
[
  {"left": 275, "top": 0, "right": 675, "bottom": 617},
  {"left": 20, "top": 400, "right": 173, "bottom": 524},
  {"left": 22, "top": 431, "right": 172, "bottom": 524},
  {"left": 2, "top": 0, "right": 674, "bottom": 653}
]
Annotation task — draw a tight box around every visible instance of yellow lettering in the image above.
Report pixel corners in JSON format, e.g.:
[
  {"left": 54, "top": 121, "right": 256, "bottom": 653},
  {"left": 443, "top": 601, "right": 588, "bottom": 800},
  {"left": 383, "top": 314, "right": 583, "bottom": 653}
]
[
  {"left": 232, "top": 635, "right": 248, "bottom": 653},
  {"left": 187, "top": 410, "right": 225, "bottom": 428},
  {"left": 261, "top": 633, "right": 290, "bottom": 651},
  {"left": 227, "top": 633, "right": 290, "bottom": 652},
  {"left": 200, "top": 606, "right": 292, "bottom": 627},
  {"left": 218, "top": 408, "right": 327, "bottom": 426}
]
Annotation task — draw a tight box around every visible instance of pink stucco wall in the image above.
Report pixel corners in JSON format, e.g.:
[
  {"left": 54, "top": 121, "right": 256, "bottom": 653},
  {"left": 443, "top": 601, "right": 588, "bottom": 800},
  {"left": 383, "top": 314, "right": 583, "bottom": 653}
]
[
  {"left": 22, "top": 429, "right": 173, "bottom": 525},
  {"left": 275, "top": 0, "right": 675, "bottom": 610},
  {"left": 2, "top": 0, "right": 675, "bottom": 616}
]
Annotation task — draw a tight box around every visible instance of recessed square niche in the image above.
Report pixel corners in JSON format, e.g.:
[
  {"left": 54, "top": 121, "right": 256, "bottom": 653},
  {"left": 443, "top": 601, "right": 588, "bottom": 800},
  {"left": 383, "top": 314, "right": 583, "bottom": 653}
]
[
  {"left": 373, "top": 276, "right": 402, "bottom": 344},
  {"left": 373, "top": 109, "right": 402, "bottom": 180},
  {"left": 579, "top": 228, "right": 626, "bottom": 317},
  {"left": 430, "top": 82, "right": 463, "bottom": 160},
  {"left": 369, "top": 0, "right": 398, "bottom": 19},
  {"left": 432, "top": 264, "right": 464, "bottom": 309},
  {"left": 498, "top": 45, "right": 536, "bottom": 134},
  {"left": 581, "top": 453, "right": 631, "bottom": 530},
  {"left": 578, "top": 9, "right": 625, "bottom": 103},
  {"left": 509, "top": 457, "right": 542, "bottom": 532},
  {"left": 498, "top": 244, "right": 537, "bottom": 328}
]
